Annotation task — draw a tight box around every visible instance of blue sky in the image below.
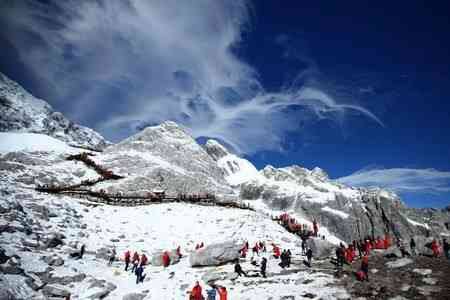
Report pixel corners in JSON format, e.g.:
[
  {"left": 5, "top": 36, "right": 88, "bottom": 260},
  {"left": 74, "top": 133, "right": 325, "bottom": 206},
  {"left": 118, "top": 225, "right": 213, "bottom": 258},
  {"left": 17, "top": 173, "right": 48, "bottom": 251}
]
[{"left": 1, "top": 1, "right": 449, "bottom": 208}]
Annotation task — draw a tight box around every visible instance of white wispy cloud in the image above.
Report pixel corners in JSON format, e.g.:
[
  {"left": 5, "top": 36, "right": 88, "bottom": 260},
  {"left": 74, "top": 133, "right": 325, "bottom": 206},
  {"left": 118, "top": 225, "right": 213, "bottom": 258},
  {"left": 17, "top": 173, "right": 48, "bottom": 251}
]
[
  {"left": 337, "top": 167, "right": 450, "bottom": 194},
  {"left": 1, "top": 0, "right": 384, "bottom": 154}
]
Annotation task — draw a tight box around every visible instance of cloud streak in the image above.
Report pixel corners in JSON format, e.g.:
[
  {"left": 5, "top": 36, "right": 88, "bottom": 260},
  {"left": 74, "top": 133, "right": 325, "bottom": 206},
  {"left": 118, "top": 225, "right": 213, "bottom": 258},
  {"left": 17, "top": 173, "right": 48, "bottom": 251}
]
[
  {"left": 0, "top": 0, "right": 384, "bottom": 154},
  {"left": 336, "top": 167, "right": 450, "bottom": 195}
]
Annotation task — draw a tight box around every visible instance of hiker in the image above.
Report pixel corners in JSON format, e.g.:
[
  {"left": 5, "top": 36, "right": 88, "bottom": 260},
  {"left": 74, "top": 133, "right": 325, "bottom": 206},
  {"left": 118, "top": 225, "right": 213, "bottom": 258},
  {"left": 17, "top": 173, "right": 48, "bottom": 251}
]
[
  {"left": 79, "top": 244, "right": 85, "bottom": 259},
  {"left": 176, "top": 246, "right": 182, "bottom": 258},
  {"left": 206, "top": 285, "right": 217, "bottom": 300},
  {"left": 234, "top": 260, "right": 247, "bottom": 277},
  {"left": 108, "top": 247, "right": 116, "bottom": 265},
  {"left": 252, "top": 243, "right": 260, "bottom": 256},
  {"left": 431, "top": 240, "right": 440, "bottom": 257},
  {"left": 250, "top": 256, "right": 259, "bottom": 266},
  {"left": 135, "top": 265, "right": 146, "bottom": 284},
  {"left": 273, "top": 244, "right": 281, "bottom": 259},
  {"left": 306, "top": 248, "right": 313, "bottom": 267},
  {"left": 163, "top": 251, "right": 170, "bottom": 267},
  {"left": 261, "top": 257, "right": 267, "bottom": 278},
  {"left": 356, "top": 255, "right": 369, "bottom": 281},
  {"left": 190, "top": 281, "right": 203, "bottom": 300},
  {"left": 124, "top": 250, "right": 131, "bottom": 271},
  {"left": 279, "top": 250, "right": 287, "bottom": 268},
  {"left": 217, "top": 286, "right": 227, "bottom": 300},
  {"left": 364, "top": 239, "right": 372, "bottom": 255},
  {"left": 240, "top": 243, "right": 248, "bottom": 258},
  {"left": 259, "top": 241, "right": 266, "bottom": 252},
  {"left": 335, "top": 245, "right": 345, "bottom": 267},
  {"left": 140, "top": 253, "right": 148, "bottom": 267},
  {"left": 409, "top": 237, "right": 416, "bottom": 256},
  {"left": 131, "top": 252, "right": 140, "bottom": 273},
  {"left": 313, "top": 219, "right": 319, "bottom": 237},
  {"left": 301, "top": 238, "right": 306, "bottom": 255},
  {"left": 443, "top": 239, "right": 449, "bottom": 260},
  {"left": 286, "top": 249, "right": 292, "bottom": 267},
  {"left": 357, "top": 240, "right": 363, "bottom": 258}
]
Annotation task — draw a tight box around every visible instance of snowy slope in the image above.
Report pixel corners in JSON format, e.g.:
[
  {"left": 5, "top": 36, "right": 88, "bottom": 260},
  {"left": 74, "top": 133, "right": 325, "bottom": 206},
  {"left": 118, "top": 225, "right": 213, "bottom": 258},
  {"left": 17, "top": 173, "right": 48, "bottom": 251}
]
[
  {"left": 0, "top": 132, "right": 74, "bottom": 153},
  {"left": 0, "top": 72, "right": 109, "bottom": 150}
]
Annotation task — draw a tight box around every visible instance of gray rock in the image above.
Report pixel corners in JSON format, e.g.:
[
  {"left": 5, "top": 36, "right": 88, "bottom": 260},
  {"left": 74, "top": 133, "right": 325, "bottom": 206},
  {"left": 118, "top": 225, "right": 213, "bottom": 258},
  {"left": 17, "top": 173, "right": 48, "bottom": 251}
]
[
  {"left": 42, "top": 285, "right": 70, "bottom": 298},
  {"left": 42, "top": 255, "right": 64, "bottom": 266},
  {"left": 384, "top": 247, "right": 402, "bottom": 258},
  {"left": 44, "top": 232, "right": 65, "bottom": 248},
  {"left": 306, "top": 238, "right": 334, "bottom": 258},
  {"left": 122, "top": 293, "right": 147, "bottom": 300},
  {"left": 189, "top": 240, "right": 241, "bottom": 267}
]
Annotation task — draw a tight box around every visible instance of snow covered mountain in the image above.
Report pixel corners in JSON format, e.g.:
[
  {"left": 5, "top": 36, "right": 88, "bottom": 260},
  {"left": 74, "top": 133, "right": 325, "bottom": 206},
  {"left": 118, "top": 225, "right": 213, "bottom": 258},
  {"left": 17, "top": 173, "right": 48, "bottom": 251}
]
[
  {"left": 206, "top": 138, "right": 450, "bottom": 243},
  {"left": 0, "top": 72, "right": 109, "bottom": 150}
]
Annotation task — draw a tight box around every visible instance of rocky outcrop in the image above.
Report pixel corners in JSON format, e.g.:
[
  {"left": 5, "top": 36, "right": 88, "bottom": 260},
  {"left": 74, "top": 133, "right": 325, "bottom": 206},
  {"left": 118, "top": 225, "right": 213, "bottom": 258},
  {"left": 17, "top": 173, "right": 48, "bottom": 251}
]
[
  {"left": 189, "top": 241, "right": 241, "bottom": 267},
  {"left": 0, "top": 72, "right": 109, "bottom": 150}
]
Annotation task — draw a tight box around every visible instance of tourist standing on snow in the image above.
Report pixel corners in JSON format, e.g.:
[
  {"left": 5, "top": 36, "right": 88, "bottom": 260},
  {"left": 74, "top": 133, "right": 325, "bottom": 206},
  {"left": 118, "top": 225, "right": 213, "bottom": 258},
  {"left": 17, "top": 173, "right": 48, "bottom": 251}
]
[
  {"left": 131, "top": 252, "right": 140, "bottom": 273},
  {"left": 260, "top": 257, "right": 267, "bottom": 278},
  {"left": 234, "top": 260, "right": 248, "bottom": 277},
  {"left": 313, "top": 219, "right": 319, "bottom": 237},
  {"left": 190, "top": 281, "right": 203, "bottom": 300},
  {"left": 410, "top": 237, "right": 416, "bottom": 256},
  {"left": 306, "top": 248, "right": 313, "bottom": 267},
  {"left": 217, "top": 286, "right": 228, "bottom": 300},
  {"left": 135, "top": 265, "right": 146, "bottom": 284},
  {"left": 443, "top": 239, "right": 449, "bottom": 260},
  {"left": 206, "top": 285, "right": 217, "bottom": 300},
  {"left": 140, "top": 253, "right": 148, "bottom": 267},
  {"left": 124, "top": 250, "right": 131, "bottom": 271},
  {"left": 108, "top": 246, "right": 116, "bottom": 265}
]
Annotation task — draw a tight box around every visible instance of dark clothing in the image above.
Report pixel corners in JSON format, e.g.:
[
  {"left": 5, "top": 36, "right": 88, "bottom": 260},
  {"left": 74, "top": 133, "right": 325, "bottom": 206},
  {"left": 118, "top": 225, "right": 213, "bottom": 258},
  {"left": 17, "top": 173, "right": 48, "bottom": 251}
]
[
  {"left": 79, "top": 245, "right": 85, "bottom": 259},
  {"left": 261, "top": 258, "right": 267, "bottom": 278},
  {"left": 306, "top": 249, "right": 313, "bottom": 267},
  {"left": 135, "top": 266, "right": 146, "bottom": 284},
  {"left": 444, "top": 240, "right": 450, "bottom": 259},
  {"left": 131, "top": 262, "right": 138, "bottom": 274},
  {"left": 234, "top": 263, "right": 247, "bottom": 277}
]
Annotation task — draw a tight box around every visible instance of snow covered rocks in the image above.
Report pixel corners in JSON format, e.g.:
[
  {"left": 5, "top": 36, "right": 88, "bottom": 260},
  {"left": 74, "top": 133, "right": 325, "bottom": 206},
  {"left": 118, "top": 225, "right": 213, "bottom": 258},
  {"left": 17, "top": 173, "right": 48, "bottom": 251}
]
[
  {"left": 307, "top": 238, "right": 335, "bottom": 258},
  {"left": 189, "top": 241, "right": 241, "bottom": 267}
]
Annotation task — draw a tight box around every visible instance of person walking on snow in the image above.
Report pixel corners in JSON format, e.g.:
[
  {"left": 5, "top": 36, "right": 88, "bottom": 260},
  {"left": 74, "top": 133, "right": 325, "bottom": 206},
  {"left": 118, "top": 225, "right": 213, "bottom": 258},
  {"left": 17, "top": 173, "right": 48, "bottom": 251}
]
[
  {"left": 306, "top": 248, "right": 313, "bottom": 267},
  {"left": 131, "top": 252, "right": 140, "bottom": 273},
  {"left": 124, "top": 250, "right": 131, "bottom": 271},
  {"left": 135, "top": 265, "right": 146, "bottom": 284},
  {"left": 313, "top": 219, "right": 319, "bottom": 237},
  {"left": 261, "top": 257, "right": 267, "bottom": 278},
  {"left": 140, "top": 253, "right": 148, "bottom": 267},
  {"left": 217, "top": 286, "right": 228, "bottom": 300},
  {"left": 431, "top": 240, "right": 440, "bottom": 257},
  {"left": 163, "top": 251, "right": 170, "bottom": 267},
  {"left": 410, "top": 237, "right": 416, "bottom": 256},
  {"left": 206, "top": 285, "right": 217, "bottom": 300},
  {"left": 108, "top": 247, "right": 116, "bottom": 265},
  {"left": 234, "top": 260, "right": 248, "bottom": 277},
  {"left": 176, "top": 246, "right": 182, "bottom": 258},
  {"left": 190, "top": 281, "right": 203, "bottom": 300}
]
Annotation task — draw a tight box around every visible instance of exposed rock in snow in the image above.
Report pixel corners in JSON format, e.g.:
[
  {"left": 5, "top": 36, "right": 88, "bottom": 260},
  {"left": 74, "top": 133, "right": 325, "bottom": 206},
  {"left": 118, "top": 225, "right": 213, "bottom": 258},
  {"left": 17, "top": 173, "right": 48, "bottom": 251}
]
[
  {"left": 386, "top": 258, "right": 413, "bottom": 268},
  {"left": 189, "top": 241, "right": 241, "bottom": 267},
  {"left": 413, "top": 268, "right": 432, "bottom": 276},
  {"left": 0, "top": 72, "right": 109, "bottom": 150},
  {"left": 306, "top": 238, "right": 335, "bottom": 258}
]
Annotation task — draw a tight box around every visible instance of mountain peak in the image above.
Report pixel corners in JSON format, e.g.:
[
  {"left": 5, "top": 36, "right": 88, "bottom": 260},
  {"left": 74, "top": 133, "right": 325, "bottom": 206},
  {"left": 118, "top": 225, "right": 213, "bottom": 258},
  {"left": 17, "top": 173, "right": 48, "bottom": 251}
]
[{"left": 204, "top": 139, "right": 230, "bottom": 161}]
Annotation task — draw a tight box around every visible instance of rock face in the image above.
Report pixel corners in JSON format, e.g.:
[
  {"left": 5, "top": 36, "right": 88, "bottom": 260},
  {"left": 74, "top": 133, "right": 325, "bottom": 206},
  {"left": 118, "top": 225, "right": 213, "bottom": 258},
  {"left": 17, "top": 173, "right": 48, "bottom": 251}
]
[
  {"left": 96, "top": 122, "right": 233, "bottom": 195},
  {"left": 189, "top": 241, "right": 241, "bottom": 267},
  {"left": 306, "top": 238, "right": 335, "bottom": 258},
  {"left": 0, "top": 72, "right": 109, "bottom": 150}
]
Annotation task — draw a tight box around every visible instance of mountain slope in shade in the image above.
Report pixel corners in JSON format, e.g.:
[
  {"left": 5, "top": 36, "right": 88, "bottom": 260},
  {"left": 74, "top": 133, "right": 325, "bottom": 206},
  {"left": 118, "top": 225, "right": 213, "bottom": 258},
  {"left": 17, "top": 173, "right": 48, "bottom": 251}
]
[{"left": 0, "top": 72, "right": 109, "bottom": 150}]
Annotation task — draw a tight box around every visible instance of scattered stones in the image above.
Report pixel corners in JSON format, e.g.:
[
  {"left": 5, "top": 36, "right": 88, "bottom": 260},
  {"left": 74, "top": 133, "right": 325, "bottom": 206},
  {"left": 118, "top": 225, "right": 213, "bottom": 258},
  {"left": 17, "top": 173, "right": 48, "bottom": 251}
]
[
  {"left": 301, "top": 293, "right": 316, "bottom": 298},
  {"left": 42, "top": 285, "right": 70, "bottom": 298},
  {"left": 42, "top": 255, "right": 64, "bottom": 266}
]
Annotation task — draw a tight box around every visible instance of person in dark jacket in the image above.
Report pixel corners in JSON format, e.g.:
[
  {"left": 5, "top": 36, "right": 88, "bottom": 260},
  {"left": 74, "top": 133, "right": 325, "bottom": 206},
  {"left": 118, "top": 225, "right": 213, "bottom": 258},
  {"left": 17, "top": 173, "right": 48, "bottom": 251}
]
[
  {"left": 260, "top": 257, "right": 267, "bottom": 278},
  {"left": 135, "top": 265, "right": 146, "bottom": 284},
  {"left": 234, "top": 260, "right": 247, "bottom": 277},
  {"left": 443, "top": 239, "right": 450, "bottom": 260},
  {"left": 410, "top": 238, "right": 416, "bottom": 256},
  {"left": 79, "top": 244, "right": 85, "bottom": 259},
  {"left": 306, "top": 248, "right": 313, "bottom": 267}
]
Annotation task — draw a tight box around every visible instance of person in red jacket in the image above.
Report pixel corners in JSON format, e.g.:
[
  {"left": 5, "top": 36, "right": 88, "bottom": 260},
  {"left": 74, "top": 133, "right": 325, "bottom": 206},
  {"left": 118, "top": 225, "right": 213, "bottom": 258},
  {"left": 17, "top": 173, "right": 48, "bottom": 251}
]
[
  {"left": 217, "top": 286, "right": 228, "bottom": 300},
  {"left": 163, "top": 251, "right": 171, "bottom": 267},
  {"left": 190, "top": 281, "right": 203, "bottom": 300},
  {"left": 124, "top": 250, "right": 131, "bottom": 271},
  {"left": 313, "top": 219, "right": 319, "bottom": 237},
  {"left": 131, "top": 251, "right": 140, "bottom": 273},
  {"left": 364, "top": 240, "right": 372, "bottom": 255},
  {"left": 431, "top": 240, "right": 440, "bottom": 257},
  {"left": 140, "top": 253, "right": 148, "bottom": 267},
  {"left": 273, "top": 245, "right": 281, "bottom": 259}
]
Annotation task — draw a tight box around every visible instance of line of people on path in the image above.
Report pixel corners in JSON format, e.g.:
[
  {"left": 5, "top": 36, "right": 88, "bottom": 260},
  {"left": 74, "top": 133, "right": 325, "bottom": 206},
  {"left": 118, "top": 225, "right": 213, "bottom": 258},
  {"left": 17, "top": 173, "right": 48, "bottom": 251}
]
[{"left": 188, "top": 281, "right": 228, "bottom": 300}]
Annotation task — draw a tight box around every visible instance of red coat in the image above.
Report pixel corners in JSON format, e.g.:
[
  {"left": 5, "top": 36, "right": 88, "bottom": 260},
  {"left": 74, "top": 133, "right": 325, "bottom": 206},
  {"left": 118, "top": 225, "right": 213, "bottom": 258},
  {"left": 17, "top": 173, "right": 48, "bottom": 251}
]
[
  {"left": 162, "top": 252, "right": 170, "bottom": 267},
  {"left": 431, "top": 241, "right": 440, "bottom": 255},
  {"left": 274, "top": 246, "right": 281, "bottom": 258},
  {"left": 132, "top": 252, "right": 139, "bottom": 263},
  {"left": 191, "top": 284, "right": 202, "bottom": 300},
  {"left": 124, "top": 251, "right": 131, "bottom": 261},
  {"left": 218, "top": 287, "right": 228, "bottom": 300},
  {"left": 140, "top": 254, "right": 148, "bottom": 266}
]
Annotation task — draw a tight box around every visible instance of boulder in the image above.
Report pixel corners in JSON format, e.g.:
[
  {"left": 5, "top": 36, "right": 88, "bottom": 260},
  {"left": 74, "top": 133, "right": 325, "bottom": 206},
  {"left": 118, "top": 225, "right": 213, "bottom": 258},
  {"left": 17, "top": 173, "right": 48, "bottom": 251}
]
[
  {"left": 44, "top": 232, "right": 65, "bottom": 248},
  {"left": 122, "top": 293, "right": 147, "bottom": 300},
  {"left": 42, "top": 285, "right": 70, "bottom": 298},
  {"left": 189, "top": 241, "right": 241, "bottom": 267},
  {"left": 384, "top": 247, "right": 402, "bottom": 258},
  {"left": 151, "top": 249, "right": 180, "bottom": 266},
  {"left": 42, "top": 255, "right": 64, "bottom": 266},
  {"left": 306, "top": 238, "right": 334, "bottom": 258}
]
